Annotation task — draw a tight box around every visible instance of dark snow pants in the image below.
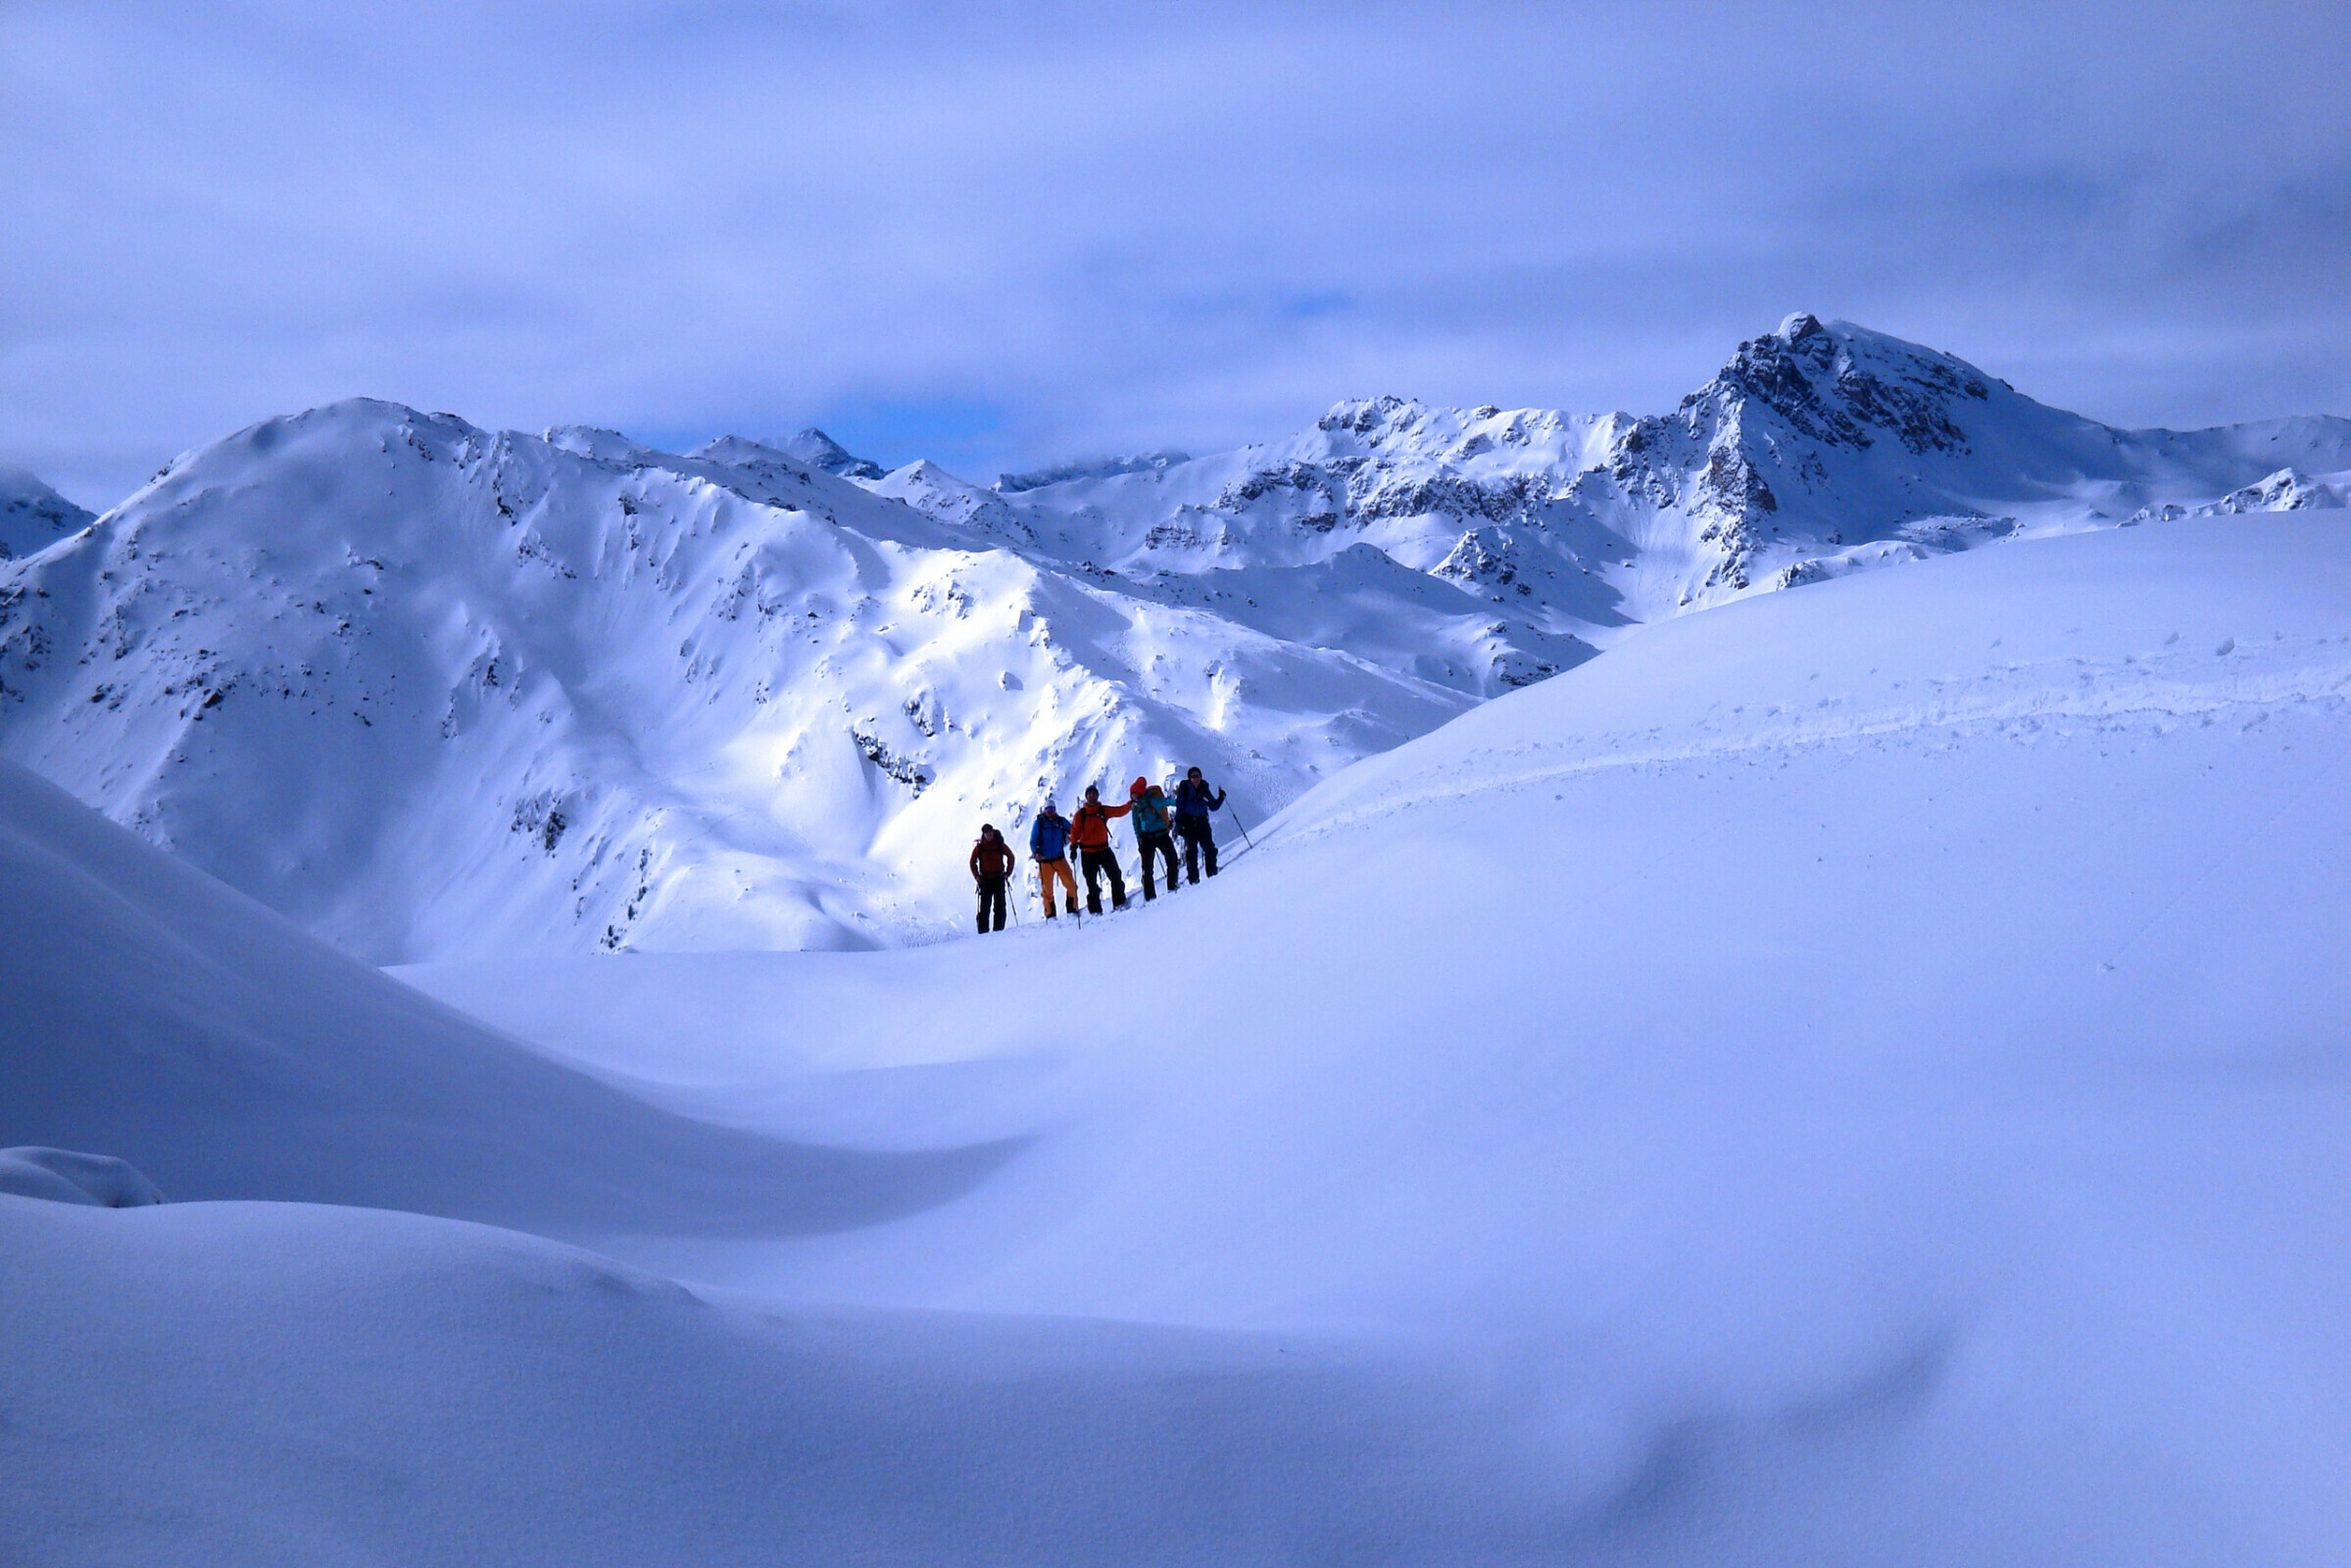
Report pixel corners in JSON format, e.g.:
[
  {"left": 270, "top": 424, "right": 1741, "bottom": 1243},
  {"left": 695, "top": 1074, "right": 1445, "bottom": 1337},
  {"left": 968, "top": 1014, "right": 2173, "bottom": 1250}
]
[
  {"left": 1136, "top": 830, "right": 1179, "bottom": 900},
  {"left": 975, "top": 874, "right": 1006, "bottom": 933},
  {"left": 1079, "top": 847, "right": 1127, "bottom": 914},
  {"left": 1175, "top": 816, "right": 1217, "bottom": 882}
]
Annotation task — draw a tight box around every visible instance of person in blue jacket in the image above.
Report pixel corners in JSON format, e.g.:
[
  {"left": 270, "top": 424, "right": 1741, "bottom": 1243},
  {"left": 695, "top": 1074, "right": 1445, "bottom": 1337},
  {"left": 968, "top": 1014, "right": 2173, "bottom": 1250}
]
[
  {"left": 1029, "top": 797, "right": 1080, "bottom": 918},
  {"left": 1172, "top": 766, "right": 1226, "bottom": 883}
]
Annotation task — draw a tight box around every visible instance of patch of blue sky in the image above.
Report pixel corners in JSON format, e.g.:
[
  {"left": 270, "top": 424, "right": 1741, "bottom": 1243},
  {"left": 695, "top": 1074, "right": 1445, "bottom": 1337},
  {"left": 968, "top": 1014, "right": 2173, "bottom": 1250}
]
[{"left": 805, "top": 398, "right": 1012, "bottom": 480}]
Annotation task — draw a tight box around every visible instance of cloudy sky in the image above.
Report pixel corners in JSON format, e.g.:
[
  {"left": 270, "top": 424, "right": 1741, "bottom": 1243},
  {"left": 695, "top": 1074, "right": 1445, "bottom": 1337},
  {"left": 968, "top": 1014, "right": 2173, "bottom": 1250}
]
[{"left": 5, "top": 0, "right": 2345, "bottom": 507}]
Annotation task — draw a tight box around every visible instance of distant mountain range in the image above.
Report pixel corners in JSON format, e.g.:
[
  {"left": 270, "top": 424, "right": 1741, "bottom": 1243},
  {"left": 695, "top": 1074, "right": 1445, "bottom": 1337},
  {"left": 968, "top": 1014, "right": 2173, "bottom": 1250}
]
[{"left": 2, "top": 316, "right": 2344, "bottom": 959}]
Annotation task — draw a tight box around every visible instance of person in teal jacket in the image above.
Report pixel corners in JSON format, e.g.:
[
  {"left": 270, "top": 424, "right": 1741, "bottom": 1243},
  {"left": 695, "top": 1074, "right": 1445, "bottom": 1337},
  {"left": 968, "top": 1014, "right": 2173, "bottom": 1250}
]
[{"left": 1127, "top": 777, "right": 1180, "bottom": 901}]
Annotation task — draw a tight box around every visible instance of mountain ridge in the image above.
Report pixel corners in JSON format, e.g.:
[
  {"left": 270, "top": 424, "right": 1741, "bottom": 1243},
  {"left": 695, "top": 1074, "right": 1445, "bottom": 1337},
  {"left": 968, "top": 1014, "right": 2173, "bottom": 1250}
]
[{"left": 1, "top": 317, "right": 2342, "bottom": 959}]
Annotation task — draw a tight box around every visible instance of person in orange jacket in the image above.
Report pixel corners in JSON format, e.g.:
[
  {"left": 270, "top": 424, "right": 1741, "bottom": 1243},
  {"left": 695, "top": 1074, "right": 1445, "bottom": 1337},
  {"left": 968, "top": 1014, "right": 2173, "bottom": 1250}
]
[
  {"left": 969, "top": 822, "right": 1014, "bottom": 933},
  {"left": 1067, "top": 784, "right": 1130, "bottom": 914}
]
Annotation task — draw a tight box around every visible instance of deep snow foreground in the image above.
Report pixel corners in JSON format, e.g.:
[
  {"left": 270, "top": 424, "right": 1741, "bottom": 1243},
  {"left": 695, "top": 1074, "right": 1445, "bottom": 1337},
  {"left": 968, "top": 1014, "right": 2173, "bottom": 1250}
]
[{"left": 9, "top": 514, "right": 2351, "bottom": 1564}]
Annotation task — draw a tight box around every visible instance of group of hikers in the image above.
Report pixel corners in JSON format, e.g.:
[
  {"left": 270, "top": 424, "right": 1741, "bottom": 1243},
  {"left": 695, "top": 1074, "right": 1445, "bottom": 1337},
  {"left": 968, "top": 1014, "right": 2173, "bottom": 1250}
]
[{"left": 966, "top": 767, "right": 1229, "bottom": 933}]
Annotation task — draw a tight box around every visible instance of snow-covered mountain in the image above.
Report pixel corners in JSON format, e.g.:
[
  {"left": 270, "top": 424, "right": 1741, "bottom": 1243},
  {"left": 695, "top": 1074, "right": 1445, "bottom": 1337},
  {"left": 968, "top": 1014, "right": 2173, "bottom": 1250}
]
[
  {"left": 1, "top": 316, "right": 2343, "bottom": 959},
  {"left": 906, "top": 314, "right": 2351, "bottom": 625},
  {"left": 0, "top": 467, "right": 92, "bottom": 561},
  {"left": 0, "top": 409, "right": 1473, "bottom": 960}
]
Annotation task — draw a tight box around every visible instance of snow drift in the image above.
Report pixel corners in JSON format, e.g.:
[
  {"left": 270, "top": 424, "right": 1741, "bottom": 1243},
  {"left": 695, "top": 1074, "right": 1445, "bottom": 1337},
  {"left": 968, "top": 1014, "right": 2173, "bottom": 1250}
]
[{"left": 0, "top": 1147, "right": 164, "bottom": 1206}]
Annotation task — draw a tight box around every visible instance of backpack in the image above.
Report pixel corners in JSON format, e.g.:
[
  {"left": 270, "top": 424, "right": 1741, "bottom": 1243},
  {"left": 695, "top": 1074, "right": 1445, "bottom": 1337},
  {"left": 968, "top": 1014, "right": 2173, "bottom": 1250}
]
[
  {"left": 972, "top": 836, "right": 1013, "bottom": 877},
  {"left": 1131, "top": 791, "right": 1170, "bottom": 836}
]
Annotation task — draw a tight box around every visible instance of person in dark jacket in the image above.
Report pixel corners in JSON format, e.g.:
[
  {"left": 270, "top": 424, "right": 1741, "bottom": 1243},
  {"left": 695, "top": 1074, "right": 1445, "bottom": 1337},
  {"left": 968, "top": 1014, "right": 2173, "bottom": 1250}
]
[
  {"left": 1067, "top": 785, "right": 1130, "bottom": 913},
  {"left": 969, "top": 823, "right": 1014, "bottom": 933},
  {"left": 1127, "top": 776, "right": 1180, "bottom": 901},
  {"left": 1029, "top": 798, "right": 1079, "bottom": 918},
  {"left": 1172, "top": 766, "right": 1226, "bottom": 883}
]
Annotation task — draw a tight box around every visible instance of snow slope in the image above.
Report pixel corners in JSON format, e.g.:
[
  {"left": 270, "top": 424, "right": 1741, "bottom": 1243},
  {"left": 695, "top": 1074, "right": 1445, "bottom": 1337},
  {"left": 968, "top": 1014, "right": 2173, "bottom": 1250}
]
[
  {"left": 0, "top": 755, "right": 1015, "bottom": 1235},
  {"left": 11, "top": 513, "right": 2327, "bottom": 1563},
  {"left": 6, "top": 1193, "right": 1600, "bottom": 1567}
]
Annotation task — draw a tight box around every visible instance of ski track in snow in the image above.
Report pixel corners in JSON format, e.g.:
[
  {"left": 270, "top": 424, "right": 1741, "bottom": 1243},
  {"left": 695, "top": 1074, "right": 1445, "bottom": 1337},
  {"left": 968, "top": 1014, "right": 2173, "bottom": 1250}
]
[{"left": 1289, "top": 652, "right": 2351, "bottom": 845}]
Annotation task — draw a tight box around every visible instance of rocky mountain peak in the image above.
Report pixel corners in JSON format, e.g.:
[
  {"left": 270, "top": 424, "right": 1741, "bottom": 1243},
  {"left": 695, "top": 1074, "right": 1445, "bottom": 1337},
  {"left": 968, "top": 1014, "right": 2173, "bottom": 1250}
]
[
  {"left": 545, "top": 424, "right": 647, "bottom": 464},
  {"left": 1684, "top": 315, "right": 1991, "bottom": 461},
  {"left": 0, "top": 470, "right": 95, "bottom": 561},
  {"left": 1317, "top": 395, "right": 1427, "bottom": 439},
  {"left": 689, "top": 434, "right": 795, "bottom": 468},
  {"left": 775, "top": 428, "right": 884, "bottom": 481}
]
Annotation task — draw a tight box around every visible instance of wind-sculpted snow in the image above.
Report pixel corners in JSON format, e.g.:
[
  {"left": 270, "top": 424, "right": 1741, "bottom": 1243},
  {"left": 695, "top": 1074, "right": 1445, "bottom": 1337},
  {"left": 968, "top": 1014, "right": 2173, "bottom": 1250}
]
[
  {"left": 0, "top": 757, "right": 1019, "bottom": 1234},
  {"left": 0, "top": 1198, "right": 1612, "bottom": 1567},
  {"left": 7, "top": 516, "right": 2350, "bottom": 1562},
  {"left": 0, "top": 1147, "right": 165, "bottom": 1207}
]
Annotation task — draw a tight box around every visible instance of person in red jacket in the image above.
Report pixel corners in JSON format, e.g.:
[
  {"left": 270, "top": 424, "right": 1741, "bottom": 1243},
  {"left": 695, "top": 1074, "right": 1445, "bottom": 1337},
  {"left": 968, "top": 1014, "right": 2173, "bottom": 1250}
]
[
  {"left": 968, "top": 823, "right": 1014, "bottom": 933},
  {"left": 1066, "top": 785, "right": 1130, "bottom": 914}
]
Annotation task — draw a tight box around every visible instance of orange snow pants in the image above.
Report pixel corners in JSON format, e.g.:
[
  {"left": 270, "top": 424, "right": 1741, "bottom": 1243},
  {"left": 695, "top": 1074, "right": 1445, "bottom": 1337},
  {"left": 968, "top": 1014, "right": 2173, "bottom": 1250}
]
[{"left": 1037, "top": 857, "right": 1079, "bottom": 916}]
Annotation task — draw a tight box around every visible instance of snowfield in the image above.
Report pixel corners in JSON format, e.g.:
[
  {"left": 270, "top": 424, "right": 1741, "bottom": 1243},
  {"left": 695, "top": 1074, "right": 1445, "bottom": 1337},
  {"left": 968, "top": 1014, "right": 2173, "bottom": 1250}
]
[
  {"left": 1, "top": 317, "right": 2343, "bottom": 961},
  {"left": 6, "top": 512, "right": 2349, "bottom": 1564}
]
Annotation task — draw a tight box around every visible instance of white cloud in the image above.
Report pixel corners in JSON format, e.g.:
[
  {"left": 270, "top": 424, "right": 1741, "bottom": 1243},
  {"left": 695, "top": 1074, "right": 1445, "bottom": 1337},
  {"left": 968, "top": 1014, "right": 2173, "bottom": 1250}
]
[{"left": 4, "top": 0, "right": 2345, "bottom": 507}]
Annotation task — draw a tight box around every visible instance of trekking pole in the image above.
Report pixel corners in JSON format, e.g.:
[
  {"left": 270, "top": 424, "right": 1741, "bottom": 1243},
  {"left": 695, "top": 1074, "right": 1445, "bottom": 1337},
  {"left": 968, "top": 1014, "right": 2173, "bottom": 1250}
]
[{"left": 1227, "top": 807, "right": 1253, "bottom": 852}]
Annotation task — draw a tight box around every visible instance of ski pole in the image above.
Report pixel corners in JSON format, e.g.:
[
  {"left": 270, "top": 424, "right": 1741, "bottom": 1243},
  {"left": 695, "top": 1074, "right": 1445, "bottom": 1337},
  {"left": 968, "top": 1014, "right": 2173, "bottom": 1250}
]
[{"left": 1227, "top": 807, "right": 1253, "bottom": 851}]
